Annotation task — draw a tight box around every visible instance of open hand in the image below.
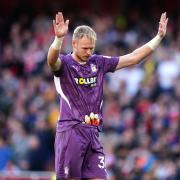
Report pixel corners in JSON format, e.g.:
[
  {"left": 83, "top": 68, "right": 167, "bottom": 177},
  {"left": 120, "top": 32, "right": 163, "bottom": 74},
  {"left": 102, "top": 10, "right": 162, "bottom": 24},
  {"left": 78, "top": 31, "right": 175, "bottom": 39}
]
[
  {"left": 158, "top": 12, "right": 168, "bottom": 38},
  {"left": 53, "top": 12, "right": 69, "bottom": 38}
]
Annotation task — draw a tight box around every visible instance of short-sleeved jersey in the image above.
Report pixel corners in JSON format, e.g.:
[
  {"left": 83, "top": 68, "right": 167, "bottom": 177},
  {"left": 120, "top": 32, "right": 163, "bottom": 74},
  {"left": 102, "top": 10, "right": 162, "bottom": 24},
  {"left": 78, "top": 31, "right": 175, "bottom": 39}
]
[{"left": 54, "top": 54, "right": 119, "bottom": 131}]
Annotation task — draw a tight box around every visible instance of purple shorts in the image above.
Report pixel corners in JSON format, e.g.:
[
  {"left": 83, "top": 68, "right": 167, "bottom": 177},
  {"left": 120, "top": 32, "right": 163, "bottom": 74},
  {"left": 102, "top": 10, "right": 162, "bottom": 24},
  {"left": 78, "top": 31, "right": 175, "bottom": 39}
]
[{"left": 55, "top": 123, "right": 107, "bottom": 179}]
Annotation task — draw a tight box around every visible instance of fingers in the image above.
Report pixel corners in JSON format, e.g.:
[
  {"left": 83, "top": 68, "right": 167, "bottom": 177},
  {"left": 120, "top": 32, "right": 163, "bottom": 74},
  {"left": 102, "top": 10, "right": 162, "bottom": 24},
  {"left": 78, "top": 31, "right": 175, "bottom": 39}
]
[
  {"left": 159, "top": 13, "right": 168, "bottom": 27},
  {"left": 54, "top": 12, "right": 69, "bottom": 28},
  {"left": 166, "top": 18, "right": 168, "bottom": 26},
  {"left": 58, "top": 12, "right": 64, "bottom": 23},
  {"left": 53, "top": 20, "right": 56, "bottom": 30},
  {"left": 162, "top": 12, "right": 166, "bottom": 21},
  {"left": 65, "top": 19, "right": 69, "bottom": 26},
  {"left": 158, "top": 12, "right": 168, "bottom": 37},
  {"left": 55, "top": 12, "right": 64, "bottom": 24},
  {"left": 160, "top": 12, "right": 167, "bottom": 23},
  {"left": 52, "top": 12, "right": 69, "bottom": 37}
]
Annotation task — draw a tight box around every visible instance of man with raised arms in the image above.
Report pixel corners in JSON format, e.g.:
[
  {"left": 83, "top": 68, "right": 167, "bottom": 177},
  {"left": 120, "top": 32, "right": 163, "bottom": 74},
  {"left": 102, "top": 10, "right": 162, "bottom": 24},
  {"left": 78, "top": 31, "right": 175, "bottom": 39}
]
[{"left": 47, "top": 12, "right": 168, "bottom": 180}]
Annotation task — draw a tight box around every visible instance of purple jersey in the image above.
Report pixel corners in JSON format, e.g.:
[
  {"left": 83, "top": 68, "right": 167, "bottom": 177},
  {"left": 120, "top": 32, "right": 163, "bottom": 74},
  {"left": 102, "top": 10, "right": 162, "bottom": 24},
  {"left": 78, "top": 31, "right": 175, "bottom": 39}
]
[{"left": 54, "top": 54, "right": 119, "bottom": 131}]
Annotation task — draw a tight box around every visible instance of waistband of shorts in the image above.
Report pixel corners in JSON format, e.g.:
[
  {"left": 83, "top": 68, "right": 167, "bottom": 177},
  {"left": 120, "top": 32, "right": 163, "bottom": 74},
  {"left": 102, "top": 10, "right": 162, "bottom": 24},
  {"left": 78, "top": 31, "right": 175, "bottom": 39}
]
[{"left": 59, "top": 119, "right": 99, "bottom": 128}]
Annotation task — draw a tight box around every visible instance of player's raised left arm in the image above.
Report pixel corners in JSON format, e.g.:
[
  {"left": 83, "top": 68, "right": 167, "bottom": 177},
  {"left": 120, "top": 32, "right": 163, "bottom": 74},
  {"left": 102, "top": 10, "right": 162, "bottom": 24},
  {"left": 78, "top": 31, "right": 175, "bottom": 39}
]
[{"left": 115, "top": 12, "right": 168, "bottom": 70}]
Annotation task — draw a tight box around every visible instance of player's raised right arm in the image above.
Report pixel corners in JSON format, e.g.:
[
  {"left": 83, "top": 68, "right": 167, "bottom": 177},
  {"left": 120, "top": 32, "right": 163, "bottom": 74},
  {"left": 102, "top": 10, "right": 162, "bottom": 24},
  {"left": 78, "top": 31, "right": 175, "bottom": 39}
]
[{"left": 47, "top": 12, "right": 69, "bottom": 71}]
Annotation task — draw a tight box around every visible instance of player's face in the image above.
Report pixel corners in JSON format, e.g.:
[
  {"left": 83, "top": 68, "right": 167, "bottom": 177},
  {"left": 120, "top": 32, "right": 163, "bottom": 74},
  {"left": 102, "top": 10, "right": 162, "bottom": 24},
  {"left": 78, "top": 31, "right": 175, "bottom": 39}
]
[{"left": 72, "top": 37, "right": 95, "bottom": 63}]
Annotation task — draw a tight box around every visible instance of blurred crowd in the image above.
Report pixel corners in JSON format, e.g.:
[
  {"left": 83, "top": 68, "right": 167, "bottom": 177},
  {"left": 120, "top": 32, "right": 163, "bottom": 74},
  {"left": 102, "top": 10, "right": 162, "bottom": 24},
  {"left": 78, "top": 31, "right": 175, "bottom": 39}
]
[{"left": 0, "top": 1, "right": 180, "bottom": 179}]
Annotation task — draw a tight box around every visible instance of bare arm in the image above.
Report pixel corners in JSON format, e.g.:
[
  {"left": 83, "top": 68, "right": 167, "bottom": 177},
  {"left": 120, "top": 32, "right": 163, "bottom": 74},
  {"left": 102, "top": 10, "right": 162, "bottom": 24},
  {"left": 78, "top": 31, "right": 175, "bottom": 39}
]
[
  {"left": 47, "top": 12, "right": 69, "bottom": 71},
  {"left": 116, "top": 12, "right": 168, "bottom": 70}
]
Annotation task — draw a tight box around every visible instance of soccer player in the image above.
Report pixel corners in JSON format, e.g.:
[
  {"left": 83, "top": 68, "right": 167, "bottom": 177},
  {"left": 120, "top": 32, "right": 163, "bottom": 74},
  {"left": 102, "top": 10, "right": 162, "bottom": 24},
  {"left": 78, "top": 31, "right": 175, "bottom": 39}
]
[{"left": 47, "top": 12, "right": 168, "bottom": 180}]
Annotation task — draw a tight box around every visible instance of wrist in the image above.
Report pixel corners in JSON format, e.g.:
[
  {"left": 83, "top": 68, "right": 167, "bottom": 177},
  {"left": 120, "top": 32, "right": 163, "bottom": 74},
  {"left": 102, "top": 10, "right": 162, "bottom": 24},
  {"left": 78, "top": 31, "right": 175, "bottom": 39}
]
[
  {"left": 147, "top": 35, "right": 163, "bottom": 50},
  {"left": 51, "top": 36, "right": 64, "bottom": 50}
]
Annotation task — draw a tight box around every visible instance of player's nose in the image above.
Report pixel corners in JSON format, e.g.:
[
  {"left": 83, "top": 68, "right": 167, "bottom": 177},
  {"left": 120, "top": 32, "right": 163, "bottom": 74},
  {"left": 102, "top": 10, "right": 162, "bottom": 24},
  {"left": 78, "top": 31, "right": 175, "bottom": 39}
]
[{"left": 86, "top": 49, "right": 92, "bottom": 55}]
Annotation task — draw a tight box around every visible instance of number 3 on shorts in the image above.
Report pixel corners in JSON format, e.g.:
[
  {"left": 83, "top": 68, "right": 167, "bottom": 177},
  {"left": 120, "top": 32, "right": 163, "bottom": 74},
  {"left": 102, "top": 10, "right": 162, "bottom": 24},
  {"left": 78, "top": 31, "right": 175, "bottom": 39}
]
[{"left": 98, "top": 156, "right": 105, "bottom": 169}]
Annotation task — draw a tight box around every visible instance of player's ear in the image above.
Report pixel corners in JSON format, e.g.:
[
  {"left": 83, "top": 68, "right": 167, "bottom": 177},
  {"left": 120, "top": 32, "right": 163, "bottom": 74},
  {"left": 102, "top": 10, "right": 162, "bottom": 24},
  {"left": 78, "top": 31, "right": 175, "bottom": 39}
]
[{"left": 72, "top": 39, "right": 77, "bottom": 48}]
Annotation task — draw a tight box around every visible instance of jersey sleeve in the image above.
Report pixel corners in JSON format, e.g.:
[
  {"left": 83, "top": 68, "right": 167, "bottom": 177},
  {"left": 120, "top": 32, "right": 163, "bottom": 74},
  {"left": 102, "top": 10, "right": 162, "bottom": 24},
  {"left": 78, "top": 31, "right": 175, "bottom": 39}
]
[
  {"left": 100, "top": 55, "right": 119, "bottom": 74},
  {"left": 53, "top": 54, "right": 65, "bottom": 77}
]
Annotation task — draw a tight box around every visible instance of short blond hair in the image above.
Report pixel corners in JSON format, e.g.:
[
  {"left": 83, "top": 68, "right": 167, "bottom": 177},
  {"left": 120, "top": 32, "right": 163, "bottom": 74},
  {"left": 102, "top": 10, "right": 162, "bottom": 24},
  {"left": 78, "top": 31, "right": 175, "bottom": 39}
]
[{"left": 72, "top": 25, "right": 97, "bottom": 41}]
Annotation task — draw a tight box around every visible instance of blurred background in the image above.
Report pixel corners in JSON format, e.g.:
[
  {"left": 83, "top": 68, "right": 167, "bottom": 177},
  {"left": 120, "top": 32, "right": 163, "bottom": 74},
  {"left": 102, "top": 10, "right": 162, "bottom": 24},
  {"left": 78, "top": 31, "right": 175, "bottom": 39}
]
[{"left": 0, "top": 0, "right": 180, "bottom": 179}]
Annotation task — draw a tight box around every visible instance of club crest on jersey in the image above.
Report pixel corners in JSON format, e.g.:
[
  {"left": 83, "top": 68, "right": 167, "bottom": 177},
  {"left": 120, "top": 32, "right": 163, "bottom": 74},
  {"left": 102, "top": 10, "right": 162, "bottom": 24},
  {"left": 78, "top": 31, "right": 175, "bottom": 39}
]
[{"left": 90, "top": 64, "right": 97, "bottom": 72}]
